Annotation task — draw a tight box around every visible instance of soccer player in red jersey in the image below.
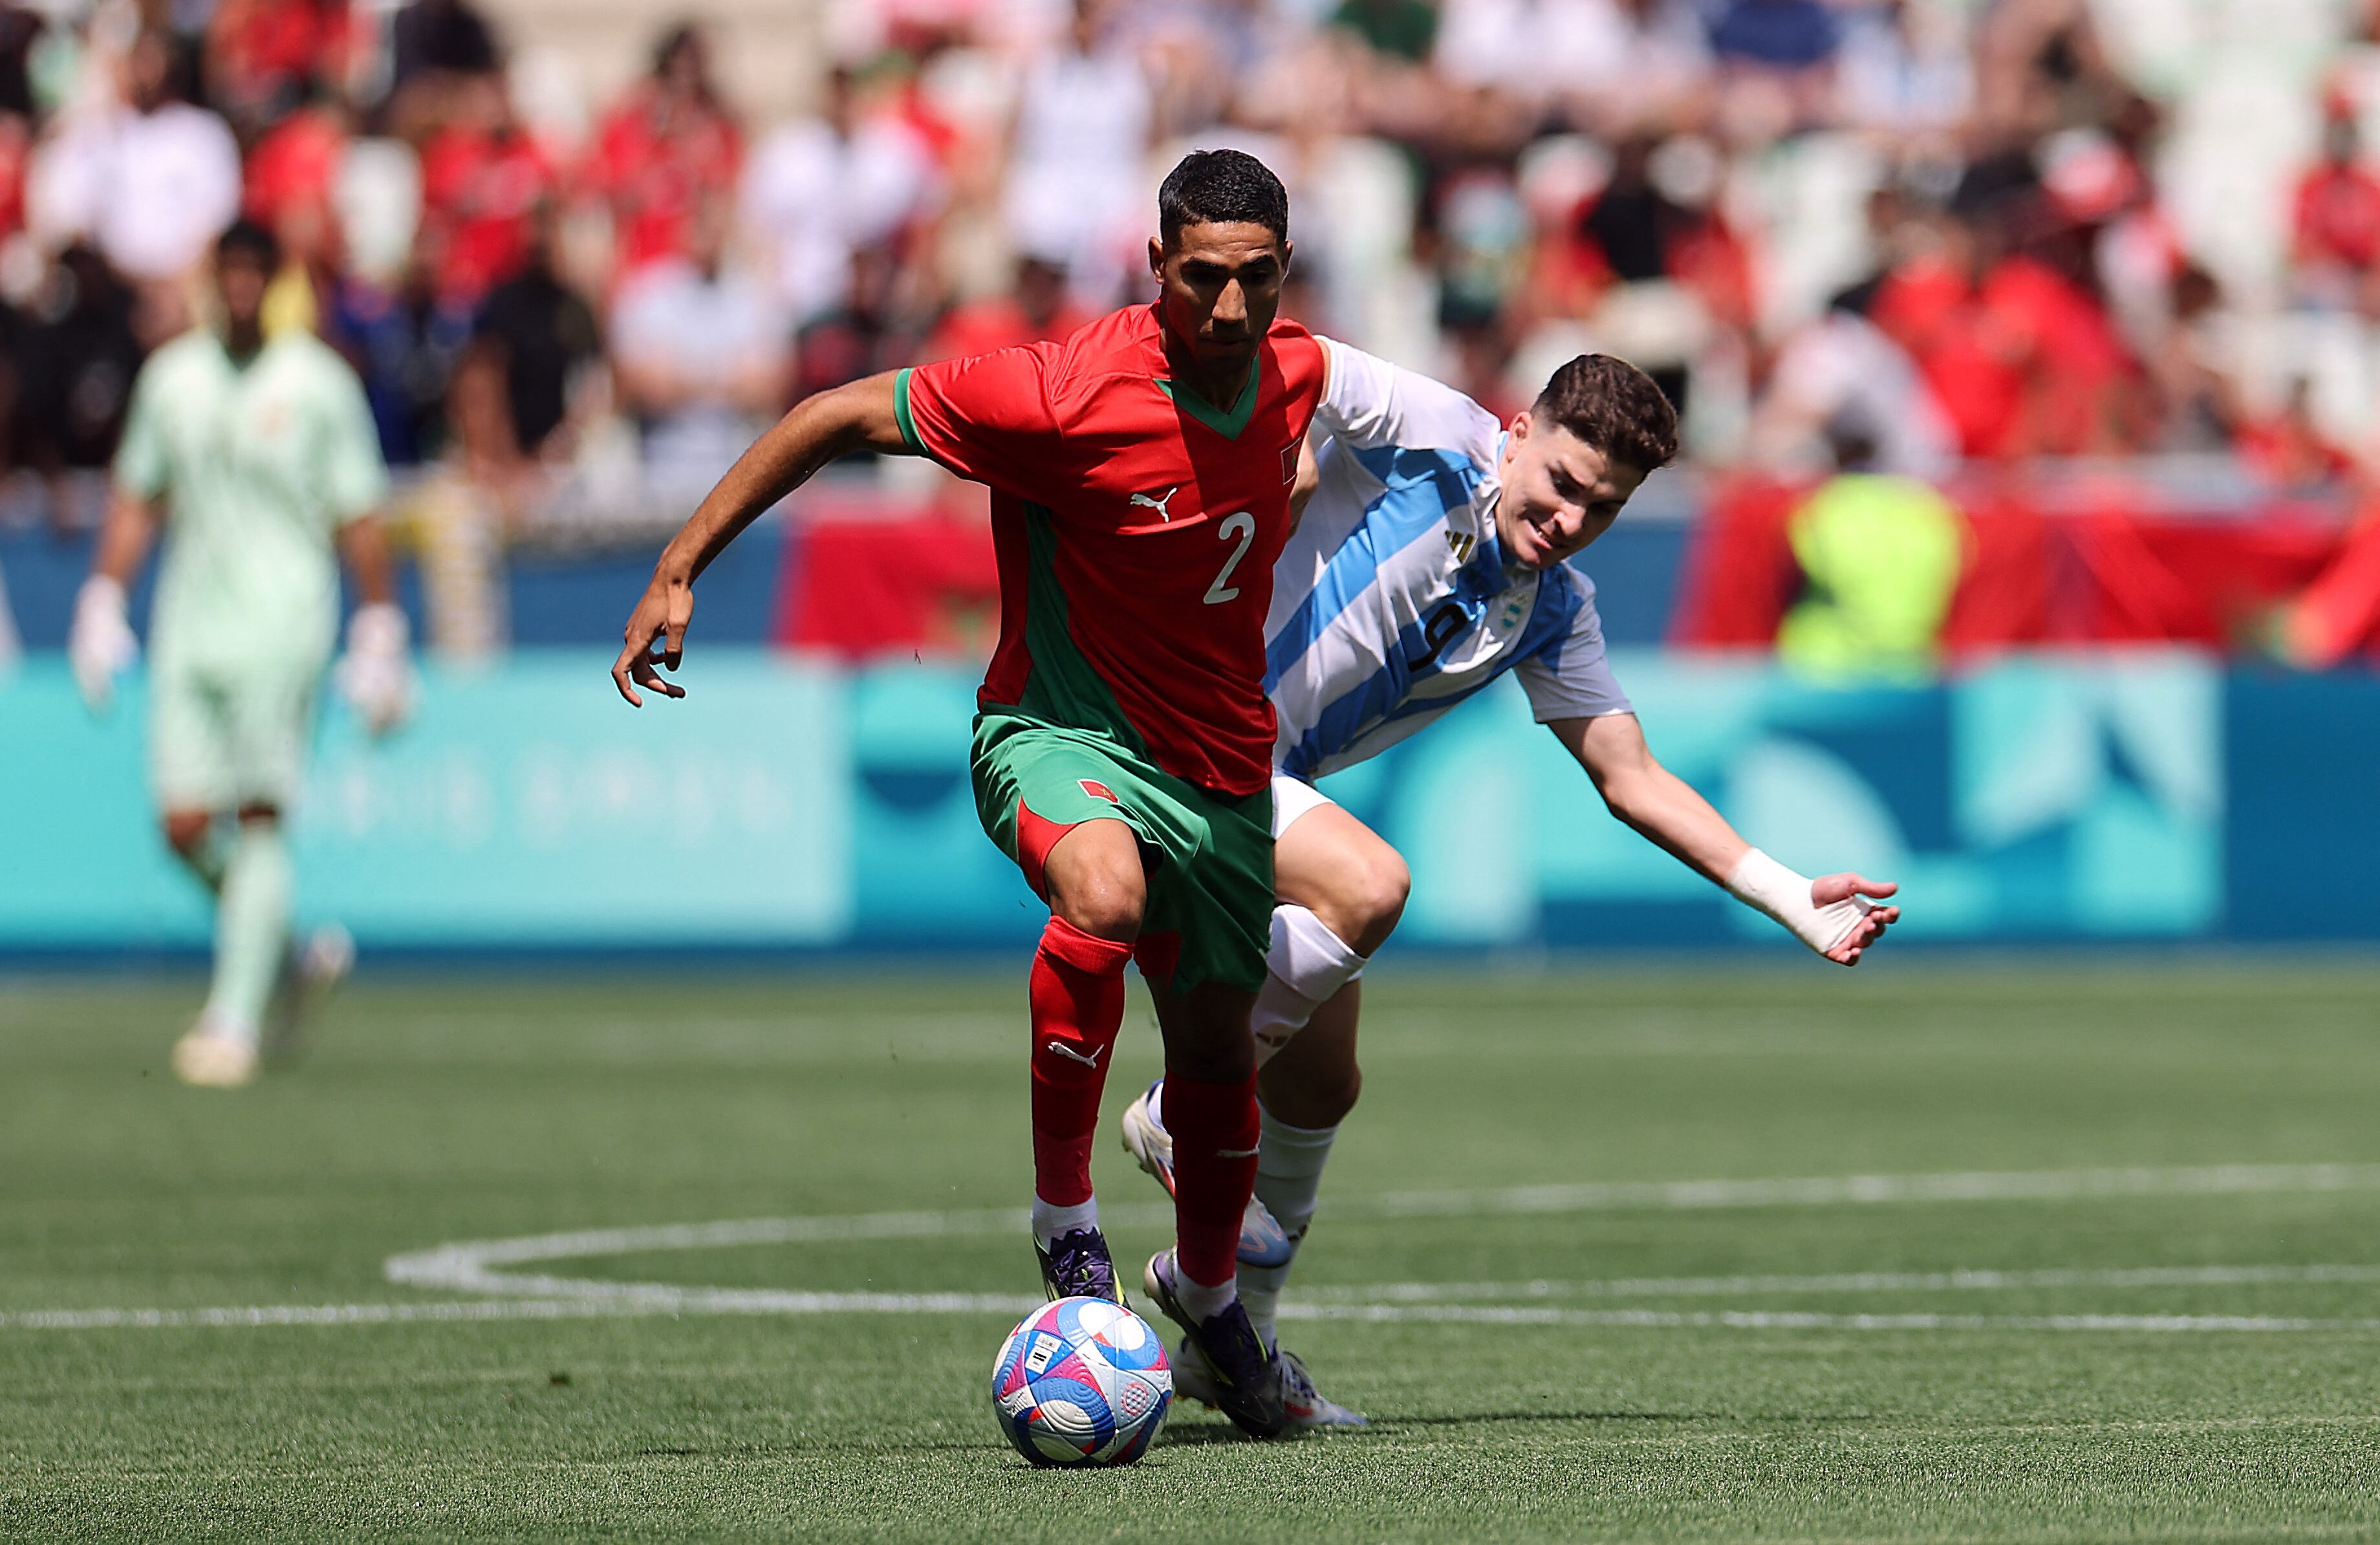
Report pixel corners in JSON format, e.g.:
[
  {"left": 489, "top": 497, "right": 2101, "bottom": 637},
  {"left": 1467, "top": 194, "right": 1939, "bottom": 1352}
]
[{"left": 613, "top": 151, "right": 1321, "bottom": 1436}]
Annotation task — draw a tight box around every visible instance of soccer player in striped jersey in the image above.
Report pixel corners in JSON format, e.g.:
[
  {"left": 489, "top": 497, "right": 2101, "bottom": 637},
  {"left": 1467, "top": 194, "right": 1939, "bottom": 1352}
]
[
  {"left": 1121, "top": 345, "right": 1903, "bottom": 1426},
  {"left": 615, "top": 151, "right": 1325, "bottom": 1436}
]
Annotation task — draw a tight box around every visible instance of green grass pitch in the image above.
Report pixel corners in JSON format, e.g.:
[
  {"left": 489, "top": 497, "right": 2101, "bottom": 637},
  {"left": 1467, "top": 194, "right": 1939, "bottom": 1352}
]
[{"left": 6, "top": 963, "right": 2380, "bottom": 1542}]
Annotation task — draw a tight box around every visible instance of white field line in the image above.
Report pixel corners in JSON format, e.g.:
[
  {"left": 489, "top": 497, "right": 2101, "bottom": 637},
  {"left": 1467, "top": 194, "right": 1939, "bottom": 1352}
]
[
  {"left": 1349, "top": 1163, "right": 2380, "bottom": 1219},
  {"left": 380, "top": 1161, "right": 2380, "bottom": 1298},
  {"left": 1301, "top": 1264, "right": 2380, "bottom": 1304},
  {"left": 1282, "top": 1304, "right": 2380, "bottom": 1334},
  {"left": 12, "top": 1297, "right": 2380, "bottom": 1337},
  {"left": 12, "top": 1163, "right": 2380, "bottom": 1335}
]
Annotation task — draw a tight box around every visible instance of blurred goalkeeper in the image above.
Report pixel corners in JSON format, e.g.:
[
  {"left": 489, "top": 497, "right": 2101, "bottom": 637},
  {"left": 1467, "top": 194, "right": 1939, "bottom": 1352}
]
[
  {"left": 70, "top": 219, "right": 411, "bottom": 1089},
  {"left": 1121, "top": 346, "right": 1902, "bottom": 1425}
]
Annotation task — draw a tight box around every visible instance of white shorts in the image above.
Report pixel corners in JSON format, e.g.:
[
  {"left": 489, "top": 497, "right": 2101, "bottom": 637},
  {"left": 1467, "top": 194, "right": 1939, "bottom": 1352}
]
[{"left": 1270, "top": 771, "right": 1337, "bottom": 840}]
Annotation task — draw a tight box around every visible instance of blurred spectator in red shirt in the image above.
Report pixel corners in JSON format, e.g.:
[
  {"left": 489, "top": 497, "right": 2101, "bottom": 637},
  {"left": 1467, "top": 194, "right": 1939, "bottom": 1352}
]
[
  {"left": 206, "top": 0, "right": 351, "bottom": 142},
  {"left": 2240, "top": 378, "right": 2359, "bottom": 492},
  {"left": 924, "top": 255, "right": 1089, "bottom": 360},
  {"left": 243, "top": 82, "right": 346, "bottom": 248},
  {"left": 386, "top": 0, "right": 501, "bottom": 139},
  {"left": 2292, "top": 107, "right": 2380, "bottom": 314},
  {"left": 417, "top": 74, "right": 556, "bottom": 307},
  {"left": 1872, "top": 191, "right": 2139, "bottom": 460},
  {"left": 1537, "top": 135, "right": 1753, "bottom": 413},
  {"left": 585, "top": 22, "right": 742, "bottom": 285}
]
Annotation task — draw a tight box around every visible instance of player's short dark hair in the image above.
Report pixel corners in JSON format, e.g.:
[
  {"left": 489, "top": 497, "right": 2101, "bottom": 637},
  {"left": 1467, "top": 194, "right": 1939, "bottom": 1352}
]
[
  {"left": 1158, "top": 149, "right": 1289, "bottom": 250},
  {"left": 1531, "top": 355, "right": 1680, "bottom": 475},
  {"left": 215, "top": 219, "right": 280, "bottom": 272}
]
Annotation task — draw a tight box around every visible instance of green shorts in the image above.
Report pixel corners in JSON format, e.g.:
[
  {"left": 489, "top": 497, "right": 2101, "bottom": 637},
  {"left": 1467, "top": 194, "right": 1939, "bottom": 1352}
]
[
  {"left": 149, "top": 649, "right": 325, "bottom": 812},
  {"left": 972, "top": 708, "right": 1273, "bottom": 997}
]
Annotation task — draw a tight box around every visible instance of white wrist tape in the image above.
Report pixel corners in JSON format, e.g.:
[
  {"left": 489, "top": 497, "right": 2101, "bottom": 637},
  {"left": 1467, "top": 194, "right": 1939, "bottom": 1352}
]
[{"left": 1724, "top": 848, "right": 1872, "bottom": 956}]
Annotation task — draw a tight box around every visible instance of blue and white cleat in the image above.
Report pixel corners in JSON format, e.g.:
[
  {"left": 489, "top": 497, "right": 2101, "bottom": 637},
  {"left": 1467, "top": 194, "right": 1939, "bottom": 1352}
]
[
  {"left": 1172, "top": 1336, "right": 1369, "bottom": 1430},
  {"left": 1141, "top": 1248, "right": 1284, "bottom": 1438},
  {"left": 1120, "top": 1080, "right": 1295, "bottom": 1269}
]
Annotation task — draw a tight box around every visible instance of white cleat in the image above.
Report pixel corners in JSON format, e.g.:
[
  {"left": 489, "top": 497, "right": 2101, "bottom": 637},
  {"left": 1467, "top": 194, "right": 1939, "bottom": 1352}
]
[
  {"left": 1279, "top": 1347, "right": 1369, "bottom": 1429},
  {"left": 171, "top": 1021, "right": 259, "bottom": 1089},
  {"left": 263, "top": 924, "right": 353, "bottom": 1065},
  {"left": 1169, "top": 1334, "right": 1369, "bottom": 1431},
  {"left": 1120, "top": 1081, "right": 1295, "bottom": 1268}
]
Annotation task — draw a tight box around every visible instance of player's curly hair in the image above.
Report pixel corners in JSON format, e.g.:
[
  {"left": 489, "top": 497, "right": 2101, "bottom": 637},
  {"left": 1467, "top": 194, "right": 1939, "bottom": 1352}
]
[
  {"left": 1158, "top": 149, "right": 1290, "bottom": 250},
  {"left": 1531, "top": 355, "right": 1680, "bottom": 475}
]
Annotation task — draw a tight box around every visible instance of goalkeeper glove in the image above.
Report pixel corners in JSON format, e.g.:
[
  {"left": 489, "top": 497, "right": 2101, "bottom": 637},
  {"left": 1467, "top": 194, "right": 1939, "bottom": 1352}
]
[
  {"left": 334, "top": 602, "right": 415, "bottom": 735},
  {"left": 69, "top": 576, "right": 138, "bottom": 714}
]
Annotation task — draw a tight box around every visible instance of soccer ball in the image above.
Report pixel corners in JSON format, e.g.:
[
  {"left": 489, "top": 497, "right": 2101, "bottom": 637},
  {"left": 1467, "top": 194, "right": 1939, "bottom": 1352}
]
[{"left": 989, "top": 1297, "right": 1172, "bottom": 1466}]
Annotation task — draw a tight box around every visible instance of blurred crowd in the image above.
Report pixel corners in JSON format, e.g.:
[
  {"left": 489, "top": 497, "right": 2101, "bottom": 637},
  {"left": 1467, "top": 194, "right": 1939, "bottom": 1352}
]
[{"left": 6, "top": 0, "right": 2380, "bottom": 651}]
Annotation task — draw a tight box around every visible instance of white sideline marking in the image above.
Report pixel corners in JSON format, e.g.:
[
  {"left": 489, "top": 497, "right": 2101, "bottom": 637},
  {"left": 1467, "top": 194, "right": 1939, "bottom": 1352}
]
[
  {"left": 10, "top": 1298, "right": 2380, "bottom": 1337},
  {"left": 10, "top": 1163, "right": 2380, "bottom": 1335},
  {"left": 1284, "top": 1305, "right": 2380, "bottom": 1334},
  {"left": 1354, "top": 1163, "right": 2380, "bottom": 1220},
  {"left": 1303, "top": 1264, "right": 2380, "bottom": 1304}
]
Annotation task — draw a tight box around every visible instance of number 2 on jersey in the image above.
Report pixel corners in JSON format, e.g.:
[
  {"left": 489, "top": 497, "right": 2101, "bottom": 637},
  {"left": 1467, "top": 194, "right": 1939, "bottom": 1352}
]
[{"left": 1203, "top": 512, "right": 1257, "bottom": 605}]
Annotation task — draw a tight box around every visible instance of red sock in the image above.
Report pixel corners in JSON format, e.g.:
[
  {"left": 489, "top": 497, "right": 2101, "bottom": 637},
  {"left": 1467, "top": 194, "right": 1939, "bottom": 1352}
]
[
  {"left": 1028, "top": 916, "right": 1133, "bottom": 1209},
  {"left": 1163, "top": 1071, "right": 1260, "bottom": 1288}
]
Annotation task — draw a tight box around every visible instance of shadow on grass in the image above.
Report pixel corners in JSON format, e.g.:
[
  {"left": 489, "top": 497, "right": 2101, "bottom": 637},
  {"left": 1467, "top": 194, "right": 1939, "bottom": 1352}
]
[{"left": 1150, "top": 1408, "right": 1712, "bottom": 1446}]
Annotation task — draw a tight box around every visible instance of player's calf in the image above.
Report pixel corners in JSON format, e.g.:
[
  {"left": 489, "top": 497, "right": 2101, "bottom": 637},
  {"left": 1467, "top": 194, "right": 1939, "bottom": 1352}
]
[{"left": 1027, "top": 916, "right": 1132, "bottom": 1248}]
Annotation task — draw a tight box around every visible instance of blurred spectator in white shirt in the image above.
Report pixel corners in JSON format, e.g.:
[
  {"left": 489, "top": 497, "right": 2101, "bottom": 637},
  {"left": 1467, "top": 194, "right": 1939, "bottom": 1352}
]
[
  {"left": 28, "top": 29, "right": 241, "bottom": 342},
  {"left": 610, "top": 196, "right": 785, "bottom": 485},
  {"left": 739, "top": 61, "right": 941, "bottom": 328},
  {"left": 1750, "top": 293, "right": 1959, "bottom": 478},
  {"left": 1003, "top": 0, "right": 1153, "bottom": 310},
  {"left": 1434, "top": 0, "right": 1627, "bottom": 111},
  {"left": 1835, "top": 0, "right": 1972, "bottom": 140}
]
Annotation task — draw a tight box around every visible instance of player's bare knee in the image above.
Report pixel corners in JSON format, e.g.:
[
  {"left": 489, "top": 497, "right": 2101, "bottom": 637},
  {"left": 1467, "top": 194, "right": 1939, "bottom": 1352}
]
[
  {"left": 1057, "top": 880, "right": 1143, "bottom": 942},
  {"left": 160, "top": 810, "right": 212, "bottom": 856},
  {"left": 1048, "top": 852, "right": 1145, "bottom": 940},
  {"left": 1354, "top": 851, "right": 1409, "bottom": 940},
  {"left": 1043, "top": 821, "right": 1146, "bottom": 941},
  {"left": 1320, "top": 1060, "right": 1363, "bottom": 1123},
  {"left": 1261, "top": 1056, "right": 1361, "bottom": 1128}
]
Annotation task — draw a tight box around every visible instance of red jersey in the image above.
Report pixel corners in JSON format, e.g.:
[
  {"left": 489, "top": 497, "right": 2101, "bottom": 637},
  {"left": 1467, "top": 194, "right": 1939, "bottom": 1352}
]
[{"left": 898, "top": 303, "right": 1326, "bottom": 796}]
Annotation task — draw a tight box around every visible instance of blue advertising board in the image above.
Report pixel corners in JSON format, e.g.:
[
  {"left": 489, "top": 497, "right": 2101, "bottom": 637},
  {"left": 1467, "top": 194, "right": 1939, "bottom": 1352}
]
[{"left": 0, "top": 648, "right": 2368, "bottom": 953}]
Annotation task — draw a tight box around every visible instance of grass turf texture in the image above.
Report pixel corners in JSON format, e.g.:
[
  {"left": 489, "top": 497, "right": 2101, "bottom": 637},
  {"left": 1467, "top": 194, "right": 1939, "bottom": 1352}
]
[{"left": 5, "top": 966, "right": 2380, "bottom": 1543}]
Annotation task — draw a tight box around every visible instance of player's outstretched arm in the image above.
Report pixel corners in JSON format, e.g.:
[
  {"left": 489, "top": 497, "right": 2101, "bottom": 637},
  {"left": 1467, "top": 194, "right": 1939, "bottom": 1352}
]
[
  {"left": 613, "top": 372, "right": 911, "bottom": 706},
  {"left": 69, "top": 492, "right": 159, "bottom": 715},
  {"left": 1551, "top": 713, "right": 1902, "bottom": 966}
]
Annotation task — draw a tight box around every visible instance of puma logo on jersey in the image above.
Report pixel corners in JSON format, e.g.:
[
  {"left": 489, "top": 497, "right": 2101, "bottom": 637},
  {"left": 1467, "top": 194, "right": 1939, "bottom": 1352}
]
[
  {"left": 1129, "top": 487, "right": 1182, "bottom": 521},
  {"left": 1044, "top": 1041, "right": 1105, "bottom": 1068}
]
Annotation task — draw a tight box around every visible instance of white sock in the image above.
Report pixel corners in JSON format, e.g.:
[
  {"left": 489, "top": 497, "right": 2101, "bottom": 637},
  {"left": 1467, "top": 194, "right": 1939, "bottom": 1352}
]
[
  {"left": 1173, "top": 1264, "right": 1237, "bottom": 1323},
  {"left": 1031, "top": 1196, "right": 1098, "bottom": 1248},
  {"left": 1240, "top": 1107, "right": 1339, "bottom": 1346},
  {"left": 1251, "top": 905, "right": 1367, "bottom": 1067}
]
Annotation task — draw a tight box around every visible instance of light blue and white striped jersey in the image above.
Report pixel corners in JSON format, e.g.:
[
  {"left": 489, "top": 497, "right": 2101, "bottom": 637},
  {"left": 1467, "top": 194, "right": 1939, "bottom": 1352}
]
[{"left": 1266, "top": 340, "right": 1632, "bottom": 780}]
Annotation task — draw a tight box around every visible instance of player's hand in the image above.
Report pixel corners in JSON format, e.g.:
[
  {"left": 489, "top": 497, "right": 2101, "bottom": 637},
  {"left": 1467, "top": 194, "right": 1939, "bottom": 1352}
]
[
  {"left": 612, "top": 573, "right": 692, "bottom": 706},
  {"left": 335, "top": 603, "right": 415, "bottom": 737},
  {"left": 1812, "top": 873, "right": 1899, "bottom": 966},
  {"left": 69, "top": 576, "right": 138, "bottom": 715}
]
